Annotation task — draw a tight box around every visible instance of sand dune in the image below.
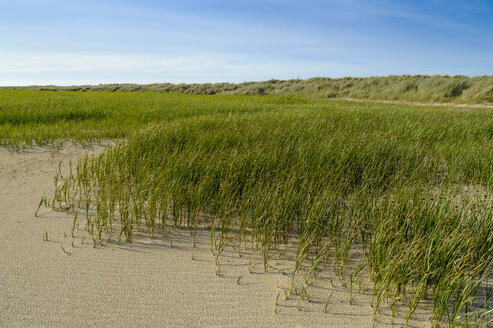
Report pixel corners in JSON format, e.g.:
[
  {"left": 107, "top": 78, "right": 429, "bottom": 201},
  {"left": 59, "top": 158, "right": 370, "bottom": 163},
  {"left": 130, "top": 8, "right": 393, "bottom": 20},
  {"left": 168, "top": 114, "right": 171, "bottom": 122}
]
[{"left": 0, "top": 146, "right": 432, "bottom": 327}]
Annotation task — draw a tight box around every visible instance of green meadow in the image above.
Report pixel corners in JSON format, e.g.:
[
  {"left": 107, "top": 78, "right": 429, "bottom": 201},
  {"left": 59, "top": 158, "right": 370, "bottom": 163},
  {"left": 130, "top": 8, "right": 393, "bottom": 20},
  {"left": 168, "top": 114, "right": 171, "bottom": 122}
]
[
  {"left": 6, "top": 75, "right": 493, "bottom": 104},
  {"left": 2, "top": 89, "right": 492, "bottom": 327}
]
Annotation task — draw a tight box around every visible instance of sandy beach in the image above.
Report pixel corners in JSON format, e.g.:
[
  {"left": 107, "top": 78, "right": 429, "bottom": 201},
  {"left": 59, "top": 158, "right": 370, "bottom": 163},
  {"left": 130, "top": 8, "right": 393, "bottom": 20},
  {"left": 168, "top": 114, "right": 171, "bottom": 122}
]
[{"left": 0, "top": 146, "right": 432, "bottom": 327}]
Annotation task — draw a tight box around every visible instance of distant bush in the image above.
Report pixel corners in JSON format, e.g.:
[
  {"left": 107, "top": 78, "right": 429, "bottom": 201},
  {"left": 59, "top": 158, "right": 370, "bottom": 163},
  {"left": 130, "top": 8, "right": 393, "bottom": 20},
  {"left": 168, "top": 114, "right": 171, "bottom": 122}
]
[{"left": 445, "top": 80, "right": 471, "bottom": 98}]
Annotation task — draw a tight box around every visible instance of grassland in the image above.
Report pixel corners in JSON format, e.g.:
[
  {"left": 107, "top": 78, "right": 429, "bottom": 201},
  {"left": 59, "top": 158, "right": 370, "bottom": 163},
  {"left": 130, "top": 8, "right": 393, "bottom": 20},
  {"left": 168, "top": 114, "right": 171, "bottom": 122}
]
[
  {"left": 0, "top": 90, "right": 307, "bottom": 148},
  {"left": 4, "top": 75, "right": 493, "bottom": 104},
  {"left": 1, "top": 89, "right": 492, "bottom": 327}
]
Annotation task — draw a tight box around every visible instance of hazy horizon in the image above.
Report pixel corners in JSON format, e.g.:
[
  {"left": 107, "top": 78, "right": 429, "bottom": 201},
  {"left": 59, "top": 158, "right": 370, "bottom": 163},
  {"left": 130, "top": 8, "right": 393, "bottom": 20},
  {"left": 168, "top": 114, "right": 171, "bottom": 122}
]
[{"left": 3, "top": 74, "right": 493, "bottom": 88}]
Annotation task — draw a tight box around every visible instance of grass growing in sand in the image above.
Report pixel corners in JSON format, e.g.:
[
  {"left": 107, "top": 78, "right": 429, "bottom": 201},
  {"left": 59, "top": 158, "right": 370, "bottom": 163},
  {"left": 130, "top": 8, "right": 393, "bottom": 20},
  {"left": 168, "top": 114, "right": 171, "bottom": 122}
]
[{"left": 2, "top": 90, "right": 491, "bottom": 326}]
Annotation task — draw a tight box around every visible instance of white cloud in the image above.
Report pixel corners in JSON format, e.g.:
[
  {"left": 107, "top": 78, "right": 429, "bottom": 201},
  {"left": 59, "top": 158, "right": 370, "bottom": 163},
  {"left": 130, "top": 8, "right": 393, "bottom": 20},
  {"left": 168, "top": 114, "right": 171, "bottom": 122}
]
[
  {"left": 0, "top": 53, "right": 190, "bottom": 73},
  {"left": 1, "top": 50, "right": 487, "bottom": 86},
  {"left": 0, "top": 51, "right": 368, "bottom": 85}
]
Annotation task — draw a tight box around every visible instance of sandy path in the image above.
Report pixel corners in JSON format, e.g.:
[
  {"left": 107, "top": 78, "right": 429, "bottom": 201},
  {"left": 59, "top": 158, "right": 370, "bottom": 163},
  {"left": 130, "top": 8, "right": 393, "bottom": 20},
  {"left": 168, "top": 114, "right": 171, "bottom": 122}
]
[
  {"left": 0, "top": 146, "right": 431, "bottom": 327},
  {"left": 341, "top": 97, "right": 493, "bottom": 109}
]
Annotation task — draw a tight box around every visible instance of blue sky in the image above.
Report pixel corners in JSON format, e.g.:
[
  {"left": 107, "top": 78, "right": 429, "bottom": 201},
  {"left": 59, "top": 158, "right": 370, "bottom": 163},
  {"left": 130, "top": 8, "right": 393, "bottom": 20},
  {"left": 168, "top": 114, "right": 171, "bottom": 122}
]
[{"left": 1, "top": 0, "right": 492, "bottom": 85}]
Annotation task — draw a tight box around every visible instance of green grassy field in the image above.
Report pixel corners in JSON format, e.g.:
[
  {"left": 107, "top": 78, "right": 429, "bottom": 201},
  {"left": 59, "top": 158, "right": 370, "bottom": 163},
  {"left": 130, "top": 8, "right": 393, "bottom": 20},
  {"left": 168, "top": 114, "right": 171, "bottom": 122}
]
[
  {"left": 4, "top": 75, "right": 493, "bottom": 104},
  {"left": 2, "top": 90, "right": 492, "bottom": 327},
  {"left": 0, "top": 90, "right": 311, "bottom": 148}
]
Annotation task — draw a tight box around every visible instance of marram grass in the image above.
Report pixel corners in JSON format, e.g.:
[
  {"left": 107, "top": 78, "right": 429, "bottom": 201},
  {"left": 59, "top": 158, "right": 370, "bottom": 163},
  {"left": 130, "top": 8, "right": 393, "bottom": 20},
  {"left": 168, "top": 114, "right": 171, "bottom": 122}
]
[
  {"left": 5, "top": 75, "right": 493, "bottom": 104},
  {"left": 46, "top": 100, "right": 493, "bottom": 327}
]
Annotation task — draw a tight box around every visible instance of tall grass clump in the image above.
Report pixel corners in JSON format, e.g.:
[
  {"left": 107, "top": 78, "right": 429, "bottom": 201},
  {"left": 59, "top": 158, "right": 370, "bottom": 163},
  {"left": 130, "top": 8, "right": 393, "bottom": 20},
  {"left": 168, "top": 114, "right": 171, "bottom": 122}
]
[{"left": 48, "top": 100, "right": 492, "bottom": 326}]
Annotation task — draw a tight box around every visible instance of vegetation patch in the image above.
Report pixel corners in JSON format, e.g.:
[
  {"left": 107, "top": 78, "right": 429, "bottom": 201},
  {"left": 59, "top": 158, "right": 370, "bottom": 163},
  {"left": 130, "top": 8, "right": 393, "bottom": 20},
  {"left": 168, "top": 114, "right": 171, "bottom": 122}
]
[
  {"left": 39, "top": 97, "right": 493, "bottom": 327},
  {"left": 5, "top": 75, "right": 493, "bottom": 105}
]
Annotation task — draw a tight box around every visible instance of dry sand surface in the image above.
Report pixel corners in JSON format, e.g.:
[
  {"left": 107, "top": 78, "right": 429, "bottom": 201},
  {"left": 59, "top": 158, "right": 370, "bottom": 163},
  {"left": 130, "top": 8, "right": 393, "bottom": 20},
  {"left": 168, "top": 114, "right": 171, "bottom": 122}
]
[
  {"left": 0, "top": 146, "right": 432, "bottom": 327},
  {"left": 342, "top": 98, "right": 493, "bottom": 109}
]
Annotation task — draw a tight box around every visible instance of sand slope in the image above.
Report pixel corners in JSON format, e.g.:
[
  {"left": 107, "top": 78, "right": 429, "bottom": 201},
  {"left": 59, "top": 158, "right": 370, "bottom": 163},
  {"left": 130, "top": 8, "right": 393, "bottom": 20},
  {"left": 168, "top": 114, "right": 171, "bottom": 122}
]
[{"left": 0, "top": 146, "right": 431, "bottom": 327}]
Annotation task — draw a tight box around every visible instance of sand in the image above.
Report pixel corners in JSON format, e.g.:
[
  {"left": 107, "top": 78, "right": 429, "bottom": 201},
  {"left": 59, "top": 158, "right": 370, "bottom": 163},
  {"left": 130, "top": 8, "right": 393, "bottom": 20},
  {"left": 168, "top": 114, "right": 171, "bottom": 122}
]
[
  {"left": 342, "top": 98, "right": 493, "bottom": 109},
  {"left": 0, "top": 146, "right": 434, "bottom": 327}
]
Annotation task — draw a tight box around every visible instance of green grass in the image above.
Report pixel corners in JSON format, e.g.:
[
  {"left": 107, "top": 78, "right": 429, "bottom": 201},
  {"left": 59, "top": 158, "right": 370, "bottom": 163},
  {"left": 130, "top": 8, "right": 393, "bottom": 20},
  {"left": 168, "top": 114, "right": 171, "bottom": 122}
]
[
  {"left": 0, "top": 90, "right": 309, "bottom": 148},
  {"left": 1, "top": 90, "right": 491, "bottom": 326},
  {"left": 4, "top": 75, "right": 493, "bottom": 104}
]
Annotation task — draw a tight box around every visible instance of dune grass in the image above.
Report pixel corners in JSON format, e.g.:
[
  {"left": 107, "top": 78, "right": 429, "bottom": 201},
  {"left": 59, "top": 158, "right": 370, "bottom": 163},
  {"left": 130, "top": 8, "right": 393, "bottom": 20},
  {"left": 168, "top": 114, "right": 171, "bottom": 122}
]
[
  {"left": 40, "top": 94, "right": 493, "bottom": 327},
  {"left": 4, "top": 75, "right": 493, "bottom": 105},
  {"left": 1, "top": 89, "right": 491, "bottom": 326}
]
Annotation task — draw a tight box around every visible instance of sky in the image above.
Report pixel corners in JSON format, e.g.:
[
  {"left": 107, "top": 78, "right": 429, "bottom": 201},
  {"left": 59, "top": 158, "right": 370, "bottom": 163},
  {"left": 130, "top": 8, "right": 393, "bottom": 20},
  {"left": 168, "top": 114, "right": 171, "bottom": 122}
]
[{"left": 1, "top": 0, "right": 493, "bottom": 85}]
